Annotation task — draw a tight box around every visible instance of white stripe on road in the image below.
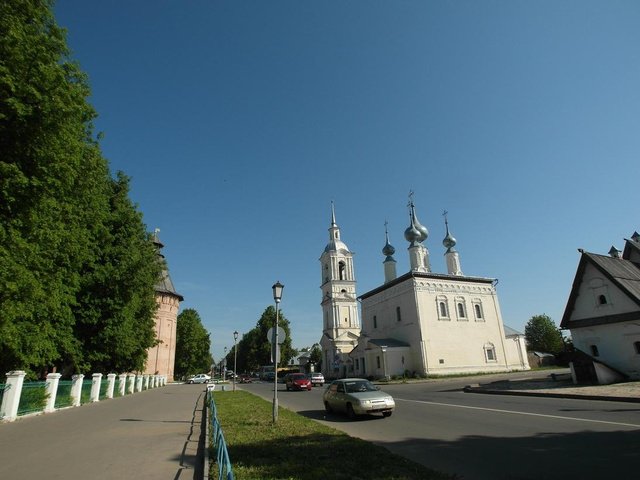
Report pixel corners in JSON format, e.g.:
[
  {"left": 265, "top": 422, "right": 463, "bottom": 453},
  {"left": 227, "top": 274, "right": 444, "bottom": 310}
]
[{"left": 395, "top": 398, "right": 640, "bottom": 428}]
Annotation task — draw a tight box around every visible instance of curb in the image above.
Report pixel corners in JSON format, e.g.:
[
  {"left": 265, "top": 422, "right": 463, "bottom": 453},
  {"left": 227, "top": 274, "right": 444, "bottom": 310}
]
[{"left": 463, "top": 386, "right": 640, "bottom": 403}]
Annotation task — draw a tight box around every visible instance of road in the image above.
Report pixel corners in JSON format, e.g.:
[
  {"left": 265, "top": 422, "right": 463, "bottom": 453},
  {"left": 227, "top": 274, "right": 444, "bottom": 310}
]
[{"left": 240, "top": 373, "right": 640, "bottom": 480}]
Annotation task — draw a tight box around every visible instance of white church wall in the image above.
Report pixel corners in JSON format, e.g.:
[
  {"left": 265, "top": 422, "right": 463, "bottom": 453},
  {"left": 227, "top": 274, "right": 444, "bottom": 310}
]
[{"left": 415, "top": 280, "right": 510, "bottom": 375}]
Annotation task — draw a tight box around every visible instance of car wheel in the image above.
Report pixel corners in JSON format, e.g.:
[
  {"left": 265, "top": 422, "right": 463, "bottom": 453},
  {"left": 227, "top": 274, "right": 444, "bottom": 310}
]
[
  {"left": 324, "top": 401, "right": 333, "bottom": 413},
  {"left": 382, "top": 411, "right": 393, "bottom": 418},
  {"left": 346, "top": 403, "right": 356, "bottom": 419},
  {"left": 189, "top": 380, "right": 194, "bottom": 384}
]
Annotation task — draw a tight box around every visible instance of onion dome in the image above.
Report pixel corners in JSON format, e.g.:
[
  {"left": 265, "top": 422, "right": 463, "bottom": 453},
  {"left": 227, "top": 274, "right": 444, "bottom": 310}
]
[
  {"left": 442, "top": 214, "right": 457, "bottom": 251},
  {"left": 404, "top": 200, "right": 428, "bottom": 244},
  {"left": 382, "top": 221, "right": 395, "bottom": 257}
]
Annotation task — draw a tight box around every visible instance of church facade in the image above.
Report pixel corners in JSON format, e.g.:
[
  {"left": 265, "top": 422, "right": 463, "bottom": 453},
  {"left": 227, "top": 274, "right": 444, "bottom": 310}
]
[{"left": 320, "top": 197, "right": 529, "bottom": 379}]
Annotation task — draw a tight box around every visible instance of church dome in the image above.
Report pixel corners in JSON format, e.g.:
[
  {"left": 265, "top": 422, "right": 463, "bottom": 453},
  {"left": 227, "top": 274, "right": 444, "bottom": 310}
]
[
  {"left": 443, "top": 230, "right": 456, "bottom": 250},
  {"left": 382, "top": 239, "right": 395, "bottom": 256},
  {"left": 325, "top": 238, "right": 350, "bottom": 254},
  {"left": 404, "top": 202, "right": 428, "bottom": 244}
]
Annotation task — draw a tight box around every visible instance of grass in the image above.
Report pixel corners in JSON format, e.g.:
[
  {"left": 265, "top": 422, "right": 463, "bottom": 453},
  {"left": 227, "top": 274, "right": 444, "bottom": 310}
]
[{"left": 211, "top": 390, "right": 456, "bottom": 480}]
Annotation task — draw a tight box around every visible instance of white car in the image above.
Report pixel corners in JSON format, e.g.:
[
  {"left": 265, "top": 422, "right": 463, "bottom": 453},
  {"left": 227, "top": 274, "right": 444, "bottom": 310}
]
[
  {"left": 187, "top": 373, "right": 211, "bottom": 384},
  {"left": 323, "top": 378, "right": 395, "bottom": 418}
]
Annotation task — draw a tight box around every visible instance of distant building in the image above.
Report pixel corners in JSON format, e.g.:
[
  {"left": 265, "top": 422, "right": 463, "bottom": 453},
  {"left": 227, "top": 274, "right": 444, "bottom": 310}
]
[
  {"left": 560, "top": 231, "right": 640, "bottom": 381},
  {"left": 319, "top": 196, "right": 529, "bottom": 379},
  {"left": 143, "top": 230, "right": 183, "bottom": 381}
]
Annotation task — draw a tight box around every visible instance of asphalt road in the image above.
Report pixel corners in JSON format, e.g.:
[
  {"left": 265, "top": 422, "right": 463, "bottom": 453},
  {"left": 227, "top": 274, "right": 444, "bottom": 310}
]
[{"left": 241, "top": 373, "right": 640, "bottom": 480}]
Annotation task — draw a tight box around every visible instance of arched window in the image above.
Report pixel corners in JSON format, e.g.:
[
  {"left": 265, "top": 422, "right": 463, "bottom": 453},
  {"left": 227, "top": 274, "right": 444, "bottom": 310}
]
[
  {"left": 440, "top": 302, "right": 448, "bottom": 317},
  {"left": 457, "top": 303, "right": 466, "bottom": 318},
  {"left": 598, "top": 294, "right": 607, "bottom": 305},
  {"left": 339, "top": 261, "right": 346, "bottom": 280},
  {"left": 590, "top": 345, "right": 600, "bottom": 357},
  {"left": 396, "top": 306, "right": 402, "bottom": 322},
  {"left": 373, "top": 315, "right": 377, "bottom": 328},
  {"left": 475, "top": 304, "right": 482, "bottom": 319},
  {"left": 634, "top": 341, "right": 640, "bottom": 355}
]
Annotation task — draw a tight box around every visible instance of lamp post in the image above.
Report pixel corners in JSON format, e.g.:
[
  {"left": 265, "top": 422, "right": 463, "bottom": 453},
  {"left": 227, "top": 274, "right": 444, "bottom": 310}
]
[
  {"left": 272, "top": 281, "right": 284, "bottom": 423},
  {"left": 223, "top": 347, "right": 227, "bottom": 383},
  {"left": 233, "top": 331, "right": 239, "bottom": 392}
]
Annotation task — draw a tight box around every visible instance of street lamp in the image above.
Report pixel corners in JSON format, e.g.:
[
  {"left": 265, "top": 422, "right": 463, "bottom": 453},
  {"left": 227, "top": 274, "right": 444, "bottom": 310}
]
[
  {"left": 233, "top": 330, "right": 239, "bottom": 392},
  {"left": 223, "top": 347, "right": 227, "bottom": 383},
  {"left": 272, "top": 281, "right": 284, "bottom": 423}
]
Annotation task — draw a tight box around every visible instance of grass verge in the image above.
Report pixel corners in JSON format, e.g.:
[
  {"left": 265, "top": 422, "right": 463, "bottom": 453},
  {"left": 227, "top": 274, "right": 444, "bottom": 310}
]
[{"left": 211, "top": 390, "right": 455, "bottom": 480}]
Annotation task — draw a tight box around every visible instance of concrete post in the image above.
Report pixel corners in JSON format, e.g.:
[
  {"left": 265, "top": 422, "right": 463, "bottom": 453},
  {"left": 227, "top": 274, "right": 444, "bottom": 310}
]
[
  {"left": 151, "top": 375, "right": 157, "bottom": 388},
  {"left": 44, "top": 373, "right": 62, "bottom": 413},
  {"left": 70, "top": 374, "right": 84, "bottom": 407},
  {"left": 143, "top": 375, "right": 149, "bottom": 390},
  {"left": 90, "top": 373, "right": 102, "bottom": 402},
  {"left": 118, "top": 374, "right": 127, "bottom": 396},
  {"left": 135, "top": 375, "right": 143, "bottom": 392},
  {"left": 127, "top": 374, "right": 135, "bottom": 394},
  {"left": 106, "top": 373, "right": 116, "bottom": 398},
  {"left": 1, "top": 371, "right": 26, "bottom": 422}
]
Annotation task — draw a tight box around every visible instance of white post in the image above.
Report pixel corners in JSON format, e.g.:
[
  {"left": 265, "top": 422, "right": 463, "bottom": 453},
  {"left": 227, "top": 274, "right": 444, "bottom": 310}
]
[
  {"left": 90, "top": 373, "right": 102, "bottom": 402},
  {"left": 135, "top": 375, "right": 143, "bottom": 392},
  {"left": 70, "top": 374, "right": 84, "bottom": 407},
  {"left": 152, "top": 375, "right": 157, "bottom": 388},
  {"left": 1, "top": 371, "right": 26, "bottom": 422},
  {"left": 118, "top": 374, "right": 127, "bottom": 396},
  {"left": 106, "top": 374, "right": 116, "bottom": 398},
  {"left": 44, "top": 373, "right": 62, "bottom": 413},
  {"left": 143, "top": 375, "right": 149, "bottom": 390},
  {"left": 127, "top": 374, "right": 135, "bottom": 394}
]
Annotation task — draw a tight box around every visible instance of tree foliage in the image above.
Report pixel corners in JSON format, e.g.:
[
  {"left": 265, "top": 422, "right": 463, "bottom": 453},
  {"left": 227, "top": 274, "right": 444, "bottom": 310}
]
[
  {"left": 524, "top": 314, "right": 564, "bottom": 355},
  {"left": 175, "top": 309, "right": 212, "bottom": 379},
  {"left": 233, "top": 306, "right": 296, "bottom": 373},
  {"left": 0, "top": 0, "right": 161, "bottom": 376}
]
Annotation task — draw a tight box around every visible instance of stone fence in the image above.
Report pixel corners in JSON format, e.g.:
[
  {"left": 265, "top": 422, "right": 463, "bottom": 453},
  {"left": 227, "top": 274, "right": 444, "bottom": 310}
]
[{"left": 0, "top": 370, "right": 167, "bottom": 422}]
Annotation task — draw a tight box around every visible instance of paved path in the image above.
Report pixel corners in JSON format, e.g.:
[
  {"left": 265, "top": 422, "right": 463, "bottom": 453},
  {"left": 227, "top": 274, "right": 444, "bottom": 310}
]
[{"left": 0, "top": 383, "right": 207, "bottom": 480}]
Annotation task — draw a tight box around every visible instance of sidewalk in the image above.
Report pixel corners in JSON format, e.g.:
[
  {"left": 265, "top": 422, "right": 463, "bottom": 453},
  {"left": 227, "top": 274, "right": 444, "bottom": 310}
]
[
  {"left": 464, "top": 373, "right": 640, "bottom": 402},
  {"left": 0, "top": 383, "right": 207, "bottom": 479}
]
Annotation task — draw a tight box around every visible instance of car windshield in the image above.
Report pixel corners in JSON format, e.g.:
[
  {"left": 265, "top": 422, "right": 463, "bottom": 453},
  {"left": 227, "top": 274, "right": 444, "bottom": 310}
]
[{"left": 344, "top": 380, "right": 377, "bottom": 393}]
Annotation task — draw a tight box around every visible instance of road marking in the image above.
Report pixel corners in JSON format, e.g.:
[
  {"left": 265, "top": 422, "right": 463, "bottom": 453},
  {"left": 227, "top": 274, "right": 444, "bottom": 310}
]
[{"left": 395, "top": 398, "right": 640, "bottom": 428}]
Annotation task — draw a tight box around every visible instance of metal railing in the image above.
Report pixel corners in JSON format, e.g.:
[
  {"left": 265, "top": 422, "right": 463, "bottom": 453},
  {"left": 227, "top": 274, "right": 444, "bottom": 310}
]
[{"left": 208, "top": 390, "right": 234, "bottom": 480}]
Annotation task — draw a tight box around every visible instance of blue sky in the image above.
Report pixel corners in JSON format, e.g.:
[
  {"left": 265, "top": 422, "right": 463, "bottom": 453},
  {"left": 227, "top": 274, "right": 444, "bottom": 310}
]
[{"left": 54, "top": 1, "right": 640, "bottom": 362}]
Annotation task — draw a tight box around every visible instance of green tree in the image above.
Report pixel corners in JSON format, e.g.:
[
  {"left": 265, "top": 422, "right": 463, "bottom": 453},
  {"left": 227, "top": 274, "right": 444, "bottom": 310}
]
[
  {"left": 524, "top": 314, "right": 564, "bottom": 355},
  {"left": 309, "top": 344, "right": 322, "bottom": 371},
  {"left": 0, "top": 0, "right": 103, "bottom": 375},
  {"left": 175, "top": 309, "right": 212, "bottom": 379},
  {"left": 236, "top": 306, "right": 296, "bottom": 372},
  {"left": 0, "top": 0, "right": 163, "bottom": 376}
]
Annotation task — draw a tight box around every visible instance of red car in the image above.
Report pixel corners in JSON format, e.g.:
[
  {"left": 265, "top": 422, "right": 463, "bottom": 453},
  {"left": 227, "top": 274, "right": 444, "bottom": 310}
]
[{"left": 285, "top": 373, "right": 312, "bottom": 391}]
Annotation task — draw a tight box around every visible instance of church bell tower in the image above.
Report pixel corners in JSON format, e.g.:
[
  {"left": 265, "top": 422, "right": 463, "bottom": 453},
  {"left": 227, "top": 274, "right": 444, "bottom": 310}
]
[{"left": 319, "top": 202, "right": 360, "bottom": 378}]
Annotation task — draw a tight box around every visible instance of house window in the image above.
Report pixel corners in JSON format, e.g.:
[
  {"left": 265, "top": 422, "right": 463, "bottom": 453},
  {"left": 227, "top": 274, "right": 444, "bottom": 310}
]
[
  {"left": 457, "top": 303, "right": 466, "bottom": 318},
  {"left": 590, "top": 345, "right": 600, "bottom": 357},
  {"left": 484, "top": 343, "right": 497, "bottom": 362},
  {"left": 355, "top": 358, "right": 359, "bottom": 370},
  {"left": 634, "top": 342, "right": 640, "bottom": 355},
  {"left": 339, "top": 261, "right": 346, "bottom": 280},
  {"left": 598, "top": 294, "right": 607, "bottom": 305},
  {"left": 376, "top": 356, "right": 381, "bottom": 368},
  {"left": 474, "top": 304, "right": 483, "bottom": 319},
  {"left": 396, "top": 306, "right": 402, "bottom": 322},
  {"left": 373, "top": 315, "right": 377, "bottom": 329},
  {"left": 440, "top": 302, "right": 448, "bottom": 317}
]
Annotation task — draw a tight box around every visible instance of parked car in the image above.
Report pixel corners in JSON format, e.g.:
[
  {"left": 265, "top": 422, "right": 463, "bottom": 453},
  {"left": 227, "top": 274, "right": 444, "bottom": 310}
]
[
  {"left": 323, "top": 378, "right": 395, "bottom": 418},
  {"left": 284, "top": 373, "right": 312, "bottom": 391},
  {"left": 186, "top": 373, "right": 211, "bottom": 384},
  {"left": 307, "top": 372, "right": 325, "bottom": 386}
]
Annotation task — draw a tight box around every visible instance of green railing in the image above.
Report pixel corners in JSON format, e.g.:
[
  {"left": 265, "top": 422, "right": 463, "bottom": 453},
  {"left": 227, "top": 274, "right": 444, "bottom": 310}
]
[
  {"left": 209, "top": 390, "right": 234, "bottom": 480},
  {"left": 17, "top": 382, "right": 47, "bottom": 416},
  {"left": 55, "top": 380, "right": 74, "bottom": 408},
  {"left": 0, "top": 384, "right": 7, "bottom": 411},
  {"left": 99, "top": 379, "right": 110, "bottom": 399},
  {"left": 80, "top": 380, "right": 92, "bottom": 404}
]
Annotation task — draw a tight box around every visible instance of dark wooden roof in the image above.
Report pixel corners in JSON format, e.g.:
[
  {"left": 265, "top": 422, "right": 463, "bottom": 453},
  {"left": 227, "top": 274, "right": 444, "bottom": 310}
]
[{"left": 560, "top": 240, "right": 640, "bottom": 329}]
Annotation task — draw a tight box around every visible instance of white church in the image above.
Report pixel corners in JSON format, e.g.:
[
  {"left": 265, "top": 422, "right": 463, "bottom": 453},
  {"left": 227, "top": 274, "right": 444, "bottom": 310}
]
[{"left": 320, "top": 197, "right": 529, "bottom": 380}]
